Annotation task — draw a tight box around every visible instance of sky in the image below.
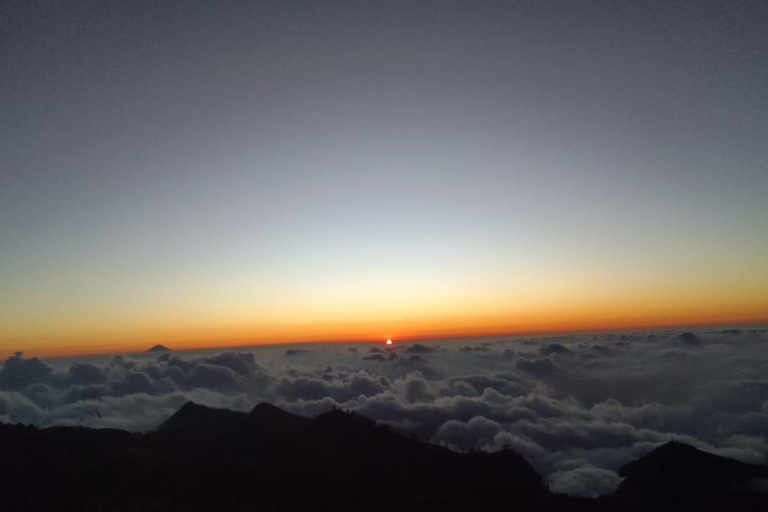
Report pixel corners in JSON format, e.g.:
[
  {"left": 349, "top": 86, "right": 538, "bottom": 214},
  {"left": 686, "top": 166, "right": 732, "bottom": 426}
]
[{"left": 1, "top": 1, "right": 767, "bottom": 357}]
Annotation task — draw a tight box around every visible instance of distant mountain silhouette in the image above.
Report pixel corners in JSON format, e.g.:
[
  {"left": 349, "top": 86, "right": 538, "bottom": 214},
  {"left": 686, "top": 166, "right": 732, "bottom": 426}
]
[
  {"left": 146, "top": 344, "right": 171, "bottom": 352},
  {"left": 1, "top": 404, "right": 767, "bottom": 511}
]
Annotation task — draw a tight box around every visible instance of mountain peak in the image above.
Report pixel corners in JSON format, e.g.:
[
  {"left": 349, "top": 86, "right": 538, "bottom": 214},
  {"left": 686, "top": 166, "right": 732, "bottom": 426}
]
[
  {"left": 613, "top": 441, "right": 768, "bottom": 510},
  {"left": 249, "top": 402, "right": 311, "bottom": 432},
  {"left": 146, "top": 344, "right": 171, "bottom": 352},
  {"left": 177, "top": 400, "right": 206, "bottom": 414},
  {"left": 157, "top": 401, "right": 245, "bottom": 434},
  {"left": 250, "top": 402, "right": 282, "bottom": 415},
  {"left": 619, "top": 440, "right": 765, "bottom": 479}
]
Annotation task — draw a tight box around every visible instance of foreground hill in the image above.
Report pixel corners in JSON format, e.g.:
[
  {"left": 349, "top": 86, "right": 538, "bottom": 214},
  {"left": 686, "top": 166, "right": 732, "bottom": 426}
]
[
  {"left": 155, "top": 402, "right": 549, "bottom": 511},
  {"left": 0, "top": 403, "right": 766, "bottom": 511},
  {"left": 609, "top": 440, "right": 768, "bottom": 511}
]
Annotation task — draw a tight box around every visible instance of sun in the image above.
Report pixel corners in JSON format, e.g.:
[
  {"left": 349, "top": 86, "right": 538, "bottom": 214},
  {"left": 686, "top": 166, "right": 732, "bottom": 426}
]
[{"left": 386, "top": 339, "right": 393, "bottom": 346}]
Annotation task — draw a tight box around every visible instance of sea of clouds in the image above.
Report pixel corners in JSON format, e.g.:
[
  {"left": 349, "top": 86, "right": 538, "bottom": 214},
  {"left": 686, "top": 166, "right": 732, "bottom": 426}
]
[{"left": 2, "top": 328, "right": 767, "bottom": 497}]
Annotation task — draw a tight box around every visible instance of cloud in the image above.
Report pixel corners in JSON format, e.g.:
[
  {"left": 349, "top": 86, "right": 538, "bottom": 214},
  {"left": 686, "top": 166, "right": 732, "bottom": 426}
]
[
  {"left": 111, "top": 370, "right": 176, "bottom": 396},
  {"left": 66, "top": 363, "right": 108, "bottom": 386},
  {"left": 435, "top": 416, "right": 503, "bottom": 450},
  {"left": 362, "top": 352, "right": 399, "bottom": 363},
  {"left": 275, "top": 370, "right": 387, "bottom": 403},
  {"left": 403, "top": 343, "right": 436, "bottom": 354},
  {"left": 202, "top": 352, "right": 258, "bottom": 376},
  {"left": 458, "top": 345, "right": 491, "bottom": 353},
  {"left": 0, "top": 352, "right": 54, "bottom": 390},
  {"left": 514, "top": 357, "right": 559, "bottom": 375},
  {"left": 547, "top": 465, "right": 623, "bottom": 498},
  {"left": 186, "top": 364, "right": 245, "bottom": 392},
  {"left": 402, "top": 372, "right": 435, "bottom": 403},
  {"left": 540, "top": 344, "right": 574, "bottom": 356},
  {"left": 2, "top": 328, "right": 767, "bottom": 498},
  {"left": 440, "top": 374, "right": 533, "bottom": 398},
  {"left": 676, "top": 332, "right": 701, "bottom": 346},
  {"left": 0, "top": 391, "right": 44, "bottom": 423}
]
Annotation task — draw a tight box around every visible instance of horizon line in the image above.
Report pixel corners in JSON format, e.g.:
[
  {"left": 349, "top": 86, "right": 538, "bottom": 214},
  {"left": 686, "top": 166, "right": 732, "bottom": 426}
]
[{"left": 7, "top": 317, "right": 766, "bottom": 360}]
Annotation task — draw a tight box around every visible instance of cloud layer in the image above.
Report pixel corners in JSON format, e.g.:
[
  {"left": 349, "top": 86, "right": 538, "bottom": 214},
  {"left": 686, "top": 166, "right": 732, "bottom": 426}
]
[{"left": 2, "top": 328, "right": 768, "bottom": 497}]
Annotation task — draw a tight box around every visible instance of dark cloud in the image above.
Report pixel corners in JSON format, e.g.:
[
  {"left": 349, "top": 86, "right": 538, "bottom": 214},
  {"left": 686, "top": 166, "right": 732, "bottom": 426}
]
[
  {"left": 540, "top": 344, "right": 573, "bottom": 356},
  {"left": 108, "top": 354, "right": 138, "bottom": 370},
  {"left": 458, "top": 345, "right": 491, "bottom": 353},
  {"left": 514, "top": 357, "right": 559, "bottom": 375},
  {"left": 284, "top": 349, "right": 308, "bottom": 357},
  {"left": 676, "top": 332, "right": 701, "bottom": 346},
  {"left": 66, "top": 363, "right": 108, "bottom": 386},
  {"left": 362, "top": 352, "right": 400, "bottom": 363},
  {"left": 403, "top": 343, "right": 436, "bottom": 354},
  {"left": 66, "top": 384, "right": 109, "bottom": 402},
  {"left": 590, "top": 345, "right": 612, "bottom": 356},
  {"left": 0, "top": 352, "right": 54, "bottom": 390},
  {"left": 111, "top": 370, "right": 174, "bottom": 396}
]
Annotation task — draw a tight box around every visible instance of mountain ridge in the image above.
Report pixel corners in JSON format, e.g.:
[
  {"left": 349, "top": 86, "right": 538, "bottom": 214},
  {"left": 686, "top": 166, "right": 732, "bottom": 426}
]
[
  {"left": 1, "top": 402, "right": 767, "bottom": 511},
  {"left": 612, "top": 439, "right": 768, "bottom": 511}
]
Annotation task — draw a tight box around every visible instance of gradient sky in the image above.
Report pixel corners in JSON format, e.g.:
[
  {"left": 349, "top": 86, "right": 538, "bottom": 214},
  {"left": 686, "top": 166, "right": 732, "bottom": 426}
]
[{"left": 1, "top": 1, "right": 767, "bottom": 356}]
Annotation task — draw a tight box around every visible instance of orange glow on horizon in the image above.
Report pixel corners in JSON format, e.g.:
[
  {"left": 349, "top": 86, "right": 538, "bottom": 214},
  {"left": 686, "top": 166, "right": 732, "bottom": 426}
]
[
  {"left": 3, "top": 309, "right": 766, "bottom": 359},
  {"left": 2, "top": 271, "right": 767, "bottom": 358}
]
